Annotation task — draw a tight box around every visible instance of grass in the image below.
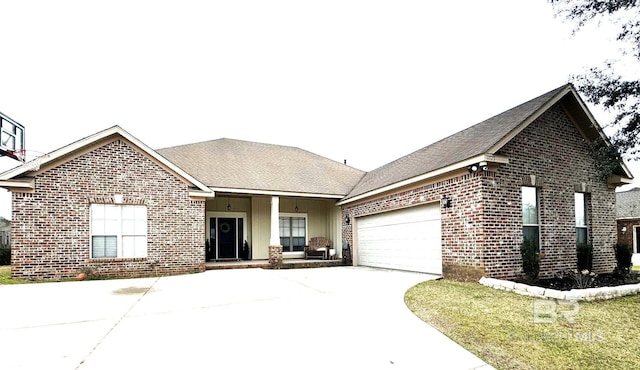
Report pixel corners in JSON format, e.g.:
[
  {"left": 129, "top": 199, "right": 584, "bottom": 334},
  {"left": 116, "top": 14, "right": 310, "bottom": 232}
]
[
  {"left": 405, "top": 279, "right": 640, "bottom": 370},
  {"left": 0, "top": 265, "right": 34, "bottom": 284}
]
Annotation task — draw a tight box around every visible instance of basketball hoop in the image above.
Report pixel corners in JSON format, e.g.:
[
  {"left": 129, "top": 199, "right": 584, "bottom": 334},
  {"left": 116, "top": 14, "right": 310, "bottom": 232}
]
[{"left": 9, "top": 149, "right": 49, "bottom": 172}]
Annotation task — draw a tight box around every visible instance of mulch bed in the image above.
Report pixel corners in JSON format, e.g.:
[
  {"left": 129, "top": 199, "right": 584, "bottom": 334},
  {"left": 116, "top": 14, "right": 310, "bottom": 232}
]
[{"left": 522, "top": 272, "right": 640, "bottom": 291}]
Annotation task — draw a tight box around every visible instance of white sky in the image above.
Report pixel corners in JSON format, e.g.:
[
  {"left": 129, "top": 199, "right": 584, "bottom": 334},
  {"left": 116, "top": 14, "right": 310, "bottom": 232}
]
[{"left": 1, "top": 0, "right": 639, "bottom": 219}]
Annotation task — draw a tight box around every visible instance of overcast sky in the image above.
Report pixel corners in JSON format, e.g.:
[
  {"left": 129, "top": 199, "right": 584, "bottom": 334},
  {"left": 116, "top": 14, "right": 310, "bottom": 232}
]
[{"left": 1, "top": 0, "right": 638, "bottom": 219}]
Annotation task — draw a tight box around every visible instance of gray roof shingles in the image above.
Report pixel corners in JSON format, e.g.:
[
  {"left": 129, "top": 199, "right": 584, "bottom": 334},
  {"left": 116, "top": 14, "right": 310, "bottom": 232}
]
[
  {"left": 617, "top": 188, "right": 640, "bottom": 219},
  {"left": 156, "top": 84, "right": 587, "bottom": 201},
  {"left": 157, "top": 139, "right": 366, "bottom": 197},
  {"left": 343, "top": 85, "right": 569, "bottom": 200}
]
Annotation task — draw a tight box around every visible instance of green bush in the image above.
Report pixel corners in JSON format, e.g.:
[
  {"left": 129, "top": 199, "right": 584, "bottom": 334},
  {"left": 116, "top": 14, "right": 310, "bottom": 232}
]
[
  {"left": 576, "top": 242, "right": 593, "bottom": 271},
  {"left": 0, "top": 245, "right": 10, "bottom": 265},
  {"left": 614, "top": 243, "right": 632, "bottom": 271},
  {"left": 520, "top": 238, "right": 539, "bottom": 281},
  {"left": 558, "top": 269, "right": 597, "bottom": 289}
]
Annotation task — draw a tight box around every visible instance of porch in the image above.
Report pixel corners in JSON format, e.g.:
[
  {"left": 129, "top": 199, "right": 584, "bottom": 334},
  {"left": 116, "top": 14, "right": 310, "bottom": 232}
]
[{"left": 204, "top": 258, "right": 344, "bottom": 270}]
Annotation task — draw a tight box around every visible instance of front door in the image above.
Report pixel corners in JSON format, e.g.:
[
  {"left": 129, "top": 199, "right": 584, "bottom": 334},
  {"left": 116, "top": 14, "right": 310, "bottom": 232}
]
[
  {"left": 218, "top": 218, "right": 236, "bottom": 259},
  {"left": 207, "top": 215, "right": 245, "bottom": 261}
]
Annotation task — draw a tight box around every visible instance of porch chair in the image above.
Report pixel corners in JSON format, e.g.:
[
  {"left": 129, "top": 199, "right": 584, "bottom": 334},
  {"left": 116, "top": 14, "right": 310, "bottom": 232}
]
[{"left": 304, "top": 237, "right": 334, "bottom": 260}]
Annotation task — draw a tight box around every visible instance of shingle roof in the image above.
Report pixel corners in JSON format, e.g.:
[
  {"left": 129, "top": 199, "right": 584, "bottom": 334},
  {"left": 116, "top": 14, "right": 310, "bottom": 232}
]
[
  {"left": 0, "top": 126, "right": 214, "bottom": 196},
  {"left": 617, "top": 188, "right": 640, "bottom": 219},
  {"left": 157, "top": 139, "right": 365, "bottom": 197},
  {"left": 343, "top": 85, "right": 571, "bottom": 201}
]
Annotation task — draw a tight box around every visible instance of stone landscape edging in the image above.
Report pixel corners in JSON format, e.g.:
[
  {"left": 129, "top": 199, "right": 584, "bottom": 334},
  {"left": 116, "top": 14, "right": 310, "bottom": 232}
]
[{"left": 479, "top": 276, "right": 640, "bottom": 301}]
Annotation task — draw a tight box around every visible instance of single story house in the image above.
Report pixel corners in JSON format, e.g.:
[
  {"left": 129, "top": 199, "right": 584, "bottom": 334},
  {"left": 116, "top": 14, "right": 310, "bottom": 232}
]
[
  {"left": 0, "top": 84, "right": 633, "bottom": 280},
  {"left": 616, "top": 187, "right": 640, "bottom": 265}
]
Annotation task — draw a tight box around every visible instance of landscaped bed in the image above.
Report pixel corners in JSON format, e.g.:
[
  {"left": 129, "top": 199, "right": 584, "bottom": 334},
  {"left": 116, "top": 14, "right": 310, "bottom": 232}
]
[
  {"left": 405, "top": 279, "right": 640, "bottom": 370},
  {"left": 524, "top": 272, "right": 640, "bottom": 291}
]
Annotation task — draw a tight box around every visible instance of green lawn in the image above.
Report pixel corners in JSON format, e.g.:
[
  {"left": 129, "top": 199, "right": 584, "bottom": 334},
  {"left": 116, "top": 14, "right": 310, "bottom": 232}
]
[
  {"left": 0, "top": 266, "right": 33, "bottom": 284},
  {"left": 405, "top": 279, "right": 640, "bottom": 370}
]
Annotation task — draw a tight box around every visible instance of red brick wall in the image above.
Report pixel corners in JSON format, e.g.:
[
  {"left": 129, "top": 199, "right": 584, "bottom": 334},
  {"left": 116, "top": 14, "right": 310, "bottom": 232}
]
[
  {"left": 493, "top": 104, "right": 617, "bottom": 278},
  {"left": 617, "top": 219, "right": 640, "bottom": 250},
  {"left": 342, "top": 103, "right": 617, "bottom": 280},
  {"left": 11, "top": 139, "right": 205, "bottom": 280}
]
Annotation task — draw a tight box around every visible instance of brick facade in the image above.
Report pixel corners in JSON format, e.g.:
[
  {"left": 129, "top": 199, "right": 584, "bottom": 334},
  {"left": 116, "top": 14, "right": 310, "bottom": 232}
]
[
  {"left": 11, "top": 139, "right": 205, "bottom": 280},
  {"left": 343, "top": 103, "right": 617, "bottom": 280},
  {"left": 617, "top": 219, "right": 640, "bottom": 250}
]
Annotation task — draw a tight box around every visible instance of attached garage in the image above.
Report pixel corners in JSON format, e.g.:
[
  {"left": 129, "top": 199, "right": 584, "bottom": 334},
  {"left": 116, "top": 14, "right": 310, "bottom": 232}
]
[{"left": 355, "top": 203, "right": 442, "bottom": 274}]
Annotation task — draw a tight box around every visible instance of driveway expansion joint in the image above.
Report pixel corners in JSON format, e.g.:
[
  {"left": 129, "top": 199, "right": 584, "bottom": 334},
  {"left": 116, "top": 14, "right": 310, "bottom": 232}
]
[{"left": 74, "top": 277, "right": 159, "bottom": 369}]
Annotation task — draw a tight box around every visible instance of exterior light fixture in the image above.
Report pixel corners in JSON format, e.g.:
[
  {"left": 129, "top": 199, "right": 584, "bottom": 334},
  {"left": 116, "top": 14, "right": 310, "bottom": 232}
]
[
  {"left": 345, "top": 215, "right": 351, "bottom": 225},
  {"left": 295, "top": 200, "right": 299, "bottom": 213},
  {"left": 441, "top": 195, "right": 452, "bottom": 209},
  {"left": 227, "top": 198, "right": 231, "bottom": 211},
  {"left": 468, "top": 162, "right": 488, "bottom": 173}
]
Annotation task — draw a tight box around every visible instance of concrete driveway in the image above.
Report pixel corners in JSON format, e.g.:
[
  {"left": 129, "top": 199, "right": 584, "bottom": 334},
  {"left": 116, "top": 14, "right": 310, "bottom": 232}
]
[{"left": 0, "top": 267, "right": 492, "bottom": 370}]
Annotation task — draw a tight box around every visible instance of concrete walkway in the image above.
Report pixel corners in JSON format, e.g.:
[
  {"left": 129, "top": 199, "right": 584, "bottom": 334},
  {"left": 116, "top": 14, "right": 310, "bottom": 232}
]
[{"left": 0, "top": 267, "right": 493, "bottom": 369}]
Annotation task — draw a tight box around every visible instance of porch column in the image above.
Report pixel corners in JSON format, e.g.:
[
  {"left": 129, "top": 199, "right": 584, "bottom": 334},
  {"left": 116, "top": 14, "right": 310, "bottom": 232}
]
[{"left": 269, "top": 196, "right": 283, "bottom": 268}]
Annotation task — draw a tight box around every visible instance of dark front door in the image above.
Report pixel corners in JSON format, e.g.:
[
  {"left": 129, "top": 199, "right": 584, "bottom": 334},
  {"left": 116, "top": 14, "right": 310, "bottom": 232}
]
[
  {"left": 635, "top": 226, "right": 640, "bottom": 254},
  {"left": 218, "top": 218, "right": 237, "bottom": 259}
]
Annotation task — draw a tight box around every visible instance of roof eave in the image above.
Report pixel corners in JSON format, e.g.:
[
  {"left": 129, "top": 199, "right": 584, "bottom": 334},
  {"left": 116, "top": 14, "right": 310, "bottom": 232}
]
[
  {"left": 608, "top": 175, "right": 634, "bottom": 189},
  {"left": 0, "top": 178, "right": 35, "bottom": 191},
  {"left": 210, "top": 186, "right": 345, "bottom": 199},
  {"left": 0, "top": 126, "right": 214, "bottom": 195},
  {"left": 337, "top": 153, "right": 509, "bottom": 206},
  {"left": 486, "top": 85, "right": 634, "bottom": 180},
  {"left": 189, "top": 189, "right": 217, "bottom": 199}
]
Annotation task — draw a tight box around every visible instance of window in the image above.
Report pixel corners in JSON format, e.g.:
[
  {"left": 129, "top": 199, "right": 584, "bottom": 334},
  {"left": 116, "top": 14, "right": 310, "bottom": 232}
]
[
  {"left": 279, "top": 215, "right": 306, "bottom": 252},
  {"left": 522, "top": 186, "right": 539, "bottom": 247},
  {"left": 90, "top": 204, "right": 147, "bottom": 258},
  {"left": 575, "top": 193, "right": 588, "bottom": 245}
]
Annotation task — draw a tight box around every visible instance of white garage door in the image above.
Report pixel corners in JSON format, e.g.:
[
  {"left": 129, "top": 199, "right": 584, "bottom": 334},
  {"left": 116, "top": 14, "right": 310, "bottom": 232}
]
[{"left": 356, "top": 203, "right": 442, "bottom": 274}]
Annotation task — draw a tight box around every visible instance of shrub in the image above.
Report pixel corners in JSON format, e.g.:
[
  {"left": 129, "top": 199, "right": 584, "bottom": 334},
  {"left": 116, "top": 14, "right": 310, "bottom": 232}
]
[
  {"left": 557, "top": 269, "right": 597, "bottom": 289},
  {"left": 521, "top": 238, "right": 539, "bottom": 281},
  {"left": 576, "top": 242, "right": 593, "bottom": 271},
  {"left": 0, "top": 245, "right": 10, "bottom": 265},
  {"left": 614, "top": 243, "right": 632, "bottom": 271}
]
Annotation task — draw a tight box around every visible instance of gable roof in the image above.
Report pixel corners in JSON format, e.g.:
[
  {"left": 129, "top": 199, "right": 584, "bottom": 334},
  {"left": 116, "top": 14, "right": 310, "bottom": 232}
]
[
  {"left": 340, "top": 84, "right": 633, "bottom": 204},
  {"left": 156, "top": 139, "right": 366, "bottom": 198},
  {"left": 0, "top": 125, "right": 214, "bottom": 197},
  {"left": 617, "top": 188, "right": 640, "bottom": 219}
]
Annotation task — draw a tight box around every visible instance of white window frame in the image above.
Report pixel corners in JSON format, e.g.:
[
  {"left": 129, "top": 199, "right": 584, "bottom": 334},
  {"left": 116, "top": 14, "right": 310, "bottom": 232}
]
[
  {"left": 522, "top": 186, "right": 540, "bottom": 248},
  {"left": 90, "top": 204, "right": 148, "bottom": 259},
  {"left": 575, "top": 192, "right": 589, "bottom": 245},
  {"left": 279, "top": 212, "right": 308, "bottom": 253}
]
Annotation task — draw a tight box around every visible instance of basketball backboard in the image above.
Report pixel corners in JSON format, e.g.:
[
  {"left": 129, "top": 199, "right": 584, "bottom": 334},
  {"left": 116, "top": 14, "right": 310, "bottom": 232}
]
[{"left": 0, "top": 112, "right": 25, "bottom": 161}]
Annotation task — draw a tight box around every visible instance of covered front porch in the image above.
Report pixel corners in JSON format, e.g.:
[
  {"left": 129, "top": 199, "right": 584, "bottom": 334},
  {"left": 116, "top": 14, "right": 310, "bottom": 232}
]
[
  {"left": 204, "top": 258, "right": 344, "bottom": 270},
  {"left": 203, "top": 193, "right": 344, "bottom": 263}
]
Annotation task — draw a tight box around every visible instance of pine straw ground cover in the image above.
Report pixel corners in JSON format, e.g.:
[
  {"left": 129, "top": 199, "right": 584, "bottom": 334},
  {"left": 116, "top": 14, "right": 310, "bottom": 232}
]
[{"left": 405, "top": 279, "right": 640, "bottom": 370}]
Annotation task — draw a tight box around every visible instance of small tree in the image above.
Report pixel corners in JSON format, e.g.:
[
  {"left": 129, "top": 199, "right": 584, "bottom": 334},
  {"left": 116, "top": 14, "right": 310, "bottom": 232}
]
[
  {"left": 614, "top": 242, "right": 632, "bottom": 272},
  {"left": 521, "top": 238, "right": 540, "bottom": 281}
]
